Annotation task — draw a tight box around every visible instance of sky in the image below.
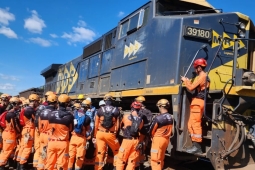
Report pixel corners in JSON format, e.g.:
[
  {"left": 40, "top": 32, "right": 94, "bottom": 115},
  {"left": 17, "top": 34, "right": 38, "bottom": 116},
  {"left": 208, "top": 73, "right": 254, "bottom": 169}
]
[{"left": 0, "top": 0, "right": 255, "bottom": 96}]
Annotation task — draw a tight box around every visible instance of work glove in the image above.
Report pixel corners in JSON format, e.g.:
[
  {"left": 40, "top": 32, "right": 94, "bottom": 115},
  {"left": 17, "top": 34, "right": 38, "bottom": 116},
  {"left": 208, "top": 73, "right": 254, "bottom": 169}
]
[
  {"left": 135, "top": 142, "right": 143, "bottom": 151},
  {"left": 74, "top": 119, "right": 78, "bottom": 126},
  {"left": 85, "top": 141, "right": 90, "bottom": 150}
]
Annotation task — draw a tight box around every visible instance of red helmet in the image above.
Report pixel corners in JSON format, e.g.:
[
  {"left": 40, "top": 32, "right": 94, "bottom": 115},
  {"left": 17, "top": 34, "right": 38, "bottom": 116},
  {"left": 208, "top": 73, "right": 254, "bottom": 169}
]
[
  {"left": 193, "top": 58, "right": 207, "bottom": 68},
  {"left": 131, "top": 101, "right": 142, "bottom": 109}
]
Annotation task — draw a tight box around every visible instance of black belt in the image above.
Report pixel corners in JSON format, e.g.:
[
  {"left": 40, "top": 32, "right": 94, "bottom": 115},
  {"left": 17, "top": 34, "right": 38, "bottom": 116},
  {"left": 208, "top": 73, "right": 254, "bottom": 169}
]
[
  {"left": 98, "top": 129, "right": 115, "bottom": 134},
  {"left": 123, "top": 137, "right": 138, "bottom": 140}
]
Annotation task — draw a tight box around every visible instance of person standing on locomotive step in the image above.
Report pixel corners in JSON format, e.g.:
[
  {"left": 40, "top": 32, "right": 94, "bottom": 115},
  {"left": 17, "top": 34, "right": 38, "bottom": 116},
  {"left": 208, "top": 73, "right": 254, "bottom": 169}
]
[
  {"left": 45, "top": 94, "right": 73, "bottom": 170},
  {"left": 181, "top": 58, "right": 210, "bottom": 154},
  {"left": 0, "top": 97, "right": 21, "bottom": 170},
  {"left": 17, "top": 94, "right": 40, "bottom": 170},
  {"left": 116, "top": 102, "right": 144, "bottom": 170},
  {"left": 93, "top": 94, "right": 120, "bottom": 170},
  {"left": 68, "top": 100, "right": 91, "bottom": 170},
  {"left": 37, "top": 93, "right": 58, "bottom": 170},
  {"left": 149, "top": 99, "right": 173, "bottom": 170}
]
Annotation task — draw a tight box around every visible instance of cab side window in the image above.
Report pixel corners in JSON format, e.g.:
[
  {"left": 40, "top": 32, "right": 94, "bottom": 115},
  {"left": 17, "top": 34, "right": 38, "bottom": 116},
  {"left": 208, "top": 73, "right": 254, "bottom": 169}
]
[{"left": 119, "top": 8, "right": 146, "bottom": 39}]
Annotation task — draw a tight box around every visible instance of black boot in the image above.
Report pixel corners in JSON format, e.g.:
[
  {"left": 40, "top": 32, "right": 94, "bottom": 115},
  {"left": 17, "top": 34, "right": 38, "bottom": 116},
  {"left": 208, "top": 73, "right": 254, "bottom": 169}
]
[
  {"left": 186, "top": 142, "right": 202, "bottom": 154},
  {"left": 16, "top": 162, "right": 20, "bottom": 170},
  {"left": 19, "top": 164, "right": 26, "bottom": 170}
]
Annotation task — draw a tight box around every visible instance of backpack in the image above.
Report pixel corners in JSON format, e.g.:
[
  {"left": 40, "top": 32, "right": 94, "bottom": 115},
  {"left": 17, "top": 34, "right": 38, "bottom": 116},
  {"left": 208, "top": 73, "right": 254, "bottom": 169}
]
[
  {"left": 19, "top": 108, "right": 25, "bottom": 126},
  {"left": 0, "top": 111, "right": 8, "bottom": 128},
  {"left": 101, "top": 106, "right": 116, "bottom": 129},
  {"left": 74, "top": 110, "right": 86, "bottom": 134},
  {"left": 128, "top": 113, "right": 142, "bottom": 137}
]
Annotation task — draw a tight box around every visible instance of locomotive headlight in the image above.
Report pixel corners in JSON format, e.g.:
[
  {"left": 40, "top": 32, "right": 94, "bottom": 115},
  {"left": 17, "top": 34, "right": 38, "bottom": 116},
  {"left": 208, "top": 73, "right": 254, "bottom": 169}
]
[
  {"left": 239, "top": 22, "right": 246, "bottom": 30},
  {"left": 238, "top": 30, "right": 245, "bottom": 38}
]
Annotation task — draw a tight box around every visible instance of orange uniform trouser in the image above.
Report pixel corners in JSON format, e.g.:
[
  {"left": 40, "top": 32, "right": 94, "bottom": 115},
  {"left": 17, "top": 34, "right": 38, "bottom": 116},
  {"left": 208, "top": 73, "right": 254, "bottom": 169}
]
[
  {"left": 0, "top": 130, "right": 16, "bottom": 166},
  {"left": 17, "top": 127, "right": 35, "bottom": 164},
  {"left": 188, "top": 98, "right": 204, "bottom": 143},
  {"left": 37, "top": 132, "right": 49, "bottom": 170},
  {"left": 14, "top": 137, "right": 21, "bottom": 161},
  {"left": 150, "top": 136, "right": 169, "bottom": 170},
  {"left": 45, "top": 140, "right": 69, "bottom": 170},
  {"left": 116, "top": 139, "right": 139, "bottom": 170},
  {"left": 94, "top": 131, "right": 120, "bottom": 170},
  {"left": 33, "top": 129, "right": 40, "bottom": 167},
  {"left": 68, "top": 134, "right": 86, "bottom": 170}
]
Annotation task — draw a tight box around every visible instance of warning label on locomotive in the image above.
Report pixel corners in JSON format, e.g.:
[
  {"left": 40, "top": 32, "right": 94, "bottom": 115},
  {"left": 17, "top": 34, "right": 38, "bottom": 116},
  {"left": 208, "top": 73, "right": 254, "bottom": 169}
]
[{"left": 183, "top": 26, "right": 212, "bottom": 40}]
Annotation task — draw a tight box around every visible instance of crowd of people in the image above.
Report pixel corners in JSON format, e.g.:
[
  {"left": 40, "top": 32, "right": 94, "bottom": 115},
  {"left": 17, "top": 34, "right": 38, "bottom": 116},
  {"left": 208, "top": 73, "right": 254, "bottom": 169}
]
[{"left": 0, "top": 92, "right": 173, "bottom": 170}]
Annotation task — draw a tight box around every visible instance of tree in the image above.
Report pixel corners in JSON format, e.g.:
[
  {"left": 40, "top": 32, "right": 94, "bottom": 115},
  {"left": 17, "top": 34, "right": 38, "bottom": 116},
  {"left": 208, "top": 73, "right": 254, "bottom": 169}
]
[{"left": 0, "top": 92, "right": 2, "bottom": 96}]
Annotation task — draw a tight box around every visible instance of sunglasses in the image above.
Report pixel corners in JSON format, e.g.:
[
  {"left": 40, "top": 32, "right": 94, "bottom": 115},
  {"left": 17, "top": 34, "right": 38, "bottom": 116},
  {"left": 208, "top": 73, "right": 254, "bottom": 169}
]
[{"left": 11, "top": 102, "right": 19, "bottom": 106}]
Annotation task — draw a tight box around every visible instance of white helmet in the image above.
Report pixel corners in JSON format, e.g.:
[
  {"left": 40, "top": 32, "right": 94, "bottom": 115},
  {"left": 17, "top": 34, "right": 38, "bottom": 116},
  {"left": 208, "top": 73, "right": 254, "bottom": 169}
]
[
  {"left": 86, "top": 97, "right": 92, "bottom": 102},
  {"left": 99, "top": 100, "right": 106, "bottom": 106}
]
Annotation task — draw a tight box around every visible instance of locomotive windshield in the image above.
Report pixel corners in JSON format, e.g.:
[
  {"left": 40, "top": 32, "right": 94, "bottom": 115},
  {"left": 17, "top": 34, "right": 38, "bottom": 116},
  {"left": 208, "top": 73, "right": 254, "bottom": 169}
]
[{"left": 155, "top": 0, "right": 217, "bottom": 16}]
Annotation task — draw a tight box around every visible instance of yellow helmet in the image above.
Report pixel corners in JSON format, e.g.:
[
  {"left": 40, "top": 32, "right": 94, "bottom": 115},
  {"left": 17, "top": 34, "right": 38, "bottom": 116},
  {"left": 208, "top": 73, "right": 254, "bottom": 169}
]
[
  {"left": 29, "top": 94, "right": 40, "bottom": 101},
  {"left": 47, "top": 94, "right": 58, "bottom": 103},
  {"left": 45, "top": 91, "right": 54, "bottom": 96},
  {"left": 78, "top": 94, "right": 84, "bottom": 100},
  {"left": 19, "top": 97, "right": 26, "bottom": 102},
  {"left": 136, "top": 96, "right": 145, "bottom": 103},
  {"left": 23, "top": 99, "right": 30, "bottom": 105},
  {"left": 82, "top": 99, "right": 91, "bottom": 106},
  {"left": 58, "top": 94, "right": 70, "bottom": 103},
  {"left": 9, "top": 97, "right": 20, "bottom": 104},
  {"left": 156, "top": 99, "right": 170, "bottom": 107},
  {"left": 73, "top": 103, "right": 81, "bottom": 109},
  {"left": 104, "top": 93, "right": 114, "bottom": 101}
]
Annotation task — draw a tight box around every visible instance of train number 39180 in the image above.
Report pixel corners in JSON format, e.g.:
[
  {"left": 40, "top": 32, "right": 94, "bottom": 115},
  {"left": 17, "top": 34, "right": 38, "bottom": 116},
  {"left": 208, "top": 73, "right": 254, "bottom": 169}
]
[{"left": 184, "top": 26, "right": 212, "bottom": 40}]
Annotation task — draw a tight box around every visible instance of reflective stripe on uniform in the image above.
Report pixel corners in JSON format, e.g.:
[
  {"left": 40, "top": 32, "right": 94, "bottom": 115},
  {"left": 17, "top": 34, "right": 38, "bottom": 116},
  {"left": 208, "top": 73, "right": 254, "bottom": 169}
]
[
  {"left": 151, "top": 149, "right": 158, "bottom": 153},
  {"left": 114, "top": 155, "right": 118, "bottom": 160},
  {"left": 5, "top": 140, "right": 14, "bottom": 144},
  {"left": 33, "top": 160, "right": 38, "bottom": 162},
  {"left": 20, "top": 157, "right": 27, "bottom": 160},
  {"left": 0, "top": 160, "right": 6, "bottom": 163},
  {"left": 37, "top": 164, "right": 44, "bottom": 168},
  {"left": 64, "top": 153, "right": 69, "bottom": 157},
  {"left": 68, "top": 168, "right": 72, "bottom": 170},
  {"left": 119, "top": 147, "right": 124, "bottom": 152},
  {"left": 95, "top": 162, "right": 104, "bottom": 165},
  {"left": 193, "top": 134, "right": 202, "bottom": 138},
  {"left": 75, "top": 168, "right": 81, "bottom": 170}
]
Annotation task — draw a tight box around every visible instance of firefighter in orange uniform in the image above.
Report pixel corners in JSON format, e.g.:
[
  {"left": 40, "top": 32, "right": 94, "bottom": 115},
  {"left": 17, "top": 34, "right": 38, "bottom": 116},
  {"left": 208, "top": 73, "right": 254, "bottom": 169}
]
[
  {"left": 45, "top": 94, "right": 73, "bottom": 170},
  {"left": 93, "top": 94, "right": 120, "bottom": 170},
  {"left": 17, "top": 94, "right": 39, "bottom": 170},
  {"left": 135, "top": 96, "right": 152, "bottom": 170},
  {"left": 149, "top": 99, "right": 173, "bottom": 170},
  {"left": 116, "top": 102, "right": 144, "bottom": 170},
  {"left": 68, "top": 100, "right": 91, "bottom": 170},
  {"left": 0, "top": 97, "right": 21, "bottom": 169},
  {"left": 37, "top": 93, "right": 58, "bottom": 170},
  {"left": 32, "top": 94, "right": 43, "bottom": 169},
  {"left": 181, "top": 58, "right": 209, "bottom": 154},
  {"left": 42, "top": 91, "right": 54, "bottom": 106},
  {"left": 0, "top": 94, "right": 11, "bottom": 152}
]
